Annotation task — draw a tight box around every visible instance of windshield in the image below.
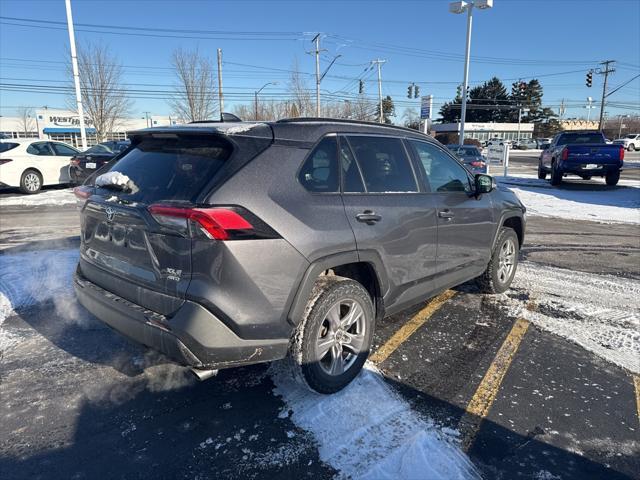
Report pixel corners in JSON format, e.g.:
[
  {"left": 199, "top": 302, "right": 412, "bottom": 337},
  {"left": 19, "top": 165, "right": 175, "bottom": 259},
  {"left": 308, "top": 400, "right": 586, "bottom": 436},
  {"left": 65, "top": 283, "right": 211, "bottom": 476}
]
[
  {"left": 625, "top": 134, "right": 637, "bottom": 139},
  {"left": 455, "top": 146, "right": 481, "bottom": 156},
  {"left": 0, "top": 142, "right": 19, "bottom": 153},
  {"left": 557, "top": 132, "right": 604, "bottom": 145}
]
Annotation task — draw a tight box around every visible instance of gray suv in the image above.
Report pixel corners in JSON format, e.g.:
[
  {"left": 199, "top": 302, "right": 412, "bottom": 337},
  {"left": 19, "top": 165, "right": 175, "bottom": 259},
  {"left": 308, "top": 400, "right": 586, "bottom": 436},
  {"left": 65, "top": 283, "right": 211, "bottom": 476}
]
[{"left": 74, "top": 119, "right": 526, "bottom": 393}]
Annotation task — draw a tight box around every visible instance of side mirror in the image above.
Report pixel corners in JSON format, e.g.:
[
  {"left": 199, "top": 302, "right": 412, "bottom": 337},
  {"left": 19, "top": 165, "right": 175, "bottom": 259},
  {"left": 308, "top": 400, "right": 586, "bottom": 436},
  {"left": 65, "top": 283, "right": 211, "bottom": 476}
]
[{"left": 475, "top": 174, "right": 494, "bottom": 194}]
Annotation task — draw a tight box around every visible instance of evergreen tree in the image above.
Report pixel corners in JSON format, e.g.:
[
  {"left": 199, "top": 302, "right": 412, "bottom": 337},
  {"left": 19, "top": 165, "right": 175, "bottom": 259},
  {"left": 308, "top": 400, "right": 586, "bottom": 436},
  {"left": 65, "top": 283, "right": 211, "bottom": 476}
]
[{"left": 381, "top": 95, "right": 395, "bottom": 124}]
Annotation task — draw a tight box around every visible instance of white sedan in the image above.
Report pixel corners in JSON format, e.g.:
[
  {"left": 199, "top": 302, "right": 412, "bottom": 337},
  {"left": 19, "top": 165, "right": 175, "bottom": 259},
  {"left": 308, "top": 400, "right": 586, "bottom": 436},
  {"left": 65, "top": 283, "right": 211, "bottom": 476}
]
[{"left": 0, "top": 139, "right": 80, "bottom": 194}]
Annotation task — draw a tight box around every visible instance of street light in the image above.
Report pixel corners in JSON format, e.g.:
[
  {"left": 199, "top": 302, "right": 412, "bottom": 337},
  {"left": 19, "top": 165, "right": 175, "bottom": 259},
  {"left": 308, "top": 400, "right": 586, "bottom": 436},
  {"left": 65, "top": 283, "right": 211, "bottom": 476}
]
[
  {"left": 449, "top": 0, "right": 493, "bottom": 143},
  {"left": 618, "top": 114, "right": 629, "bottom": 138},
  {"left": 254, "top": 82, "right": 278, "bottom": 121}
]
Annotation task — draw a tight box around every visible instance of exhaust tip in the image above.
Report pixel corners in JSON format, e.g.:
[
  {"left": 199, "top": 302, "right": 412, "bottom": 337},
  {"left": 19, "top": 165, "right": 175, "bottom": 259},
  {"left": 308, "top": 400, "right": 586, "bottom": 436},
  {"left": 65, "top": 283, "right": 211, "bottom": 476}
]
[{"left": 190, "top": 368, "right": 218, "bottom": 381}]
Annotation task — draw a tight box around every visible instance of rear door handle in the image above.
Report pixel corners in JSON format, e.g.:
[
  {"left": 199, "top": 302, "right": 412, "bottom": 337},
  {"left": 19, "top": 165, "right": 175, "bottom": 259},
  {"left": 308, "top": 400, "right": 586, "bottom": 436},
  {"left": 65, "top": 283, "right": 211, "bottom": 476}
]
[
  {"left": 438, "top": 210, "right": 455, "bottom": 219},
  {"left": 356, "top": 210, "right": 381, "bottom": 225}
]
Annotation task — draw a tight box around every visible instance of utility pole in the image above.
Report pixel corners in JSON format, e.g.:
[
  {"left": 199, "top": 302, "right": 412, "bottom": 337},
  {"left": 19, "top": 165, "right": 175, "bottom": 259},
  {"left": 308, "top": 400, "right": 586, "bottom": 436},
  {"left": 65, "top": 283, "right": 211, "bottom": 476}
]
[
  {"left": 597, "top": 60, "right": 615, "bottom": 131},
  {"left": 143, "top": 111, "right": 151, "bottom": 128},
  {"left": 459, "top": 3, "right": 473, "bottom": 143},
  {"left": 313, "top": 34, "right": 321, "bottom": 117},
  {"left": 217, "top": 48, "right": 224, "bottom": 119},
  {"left": 64, "top": 0, "right": 87, "bottom": 150},
  {"left": 559, "top": 99, "right": 565, "bottom": 120},
  {"left": 371, "top": 59, "right": 386, "bottom": 123}
]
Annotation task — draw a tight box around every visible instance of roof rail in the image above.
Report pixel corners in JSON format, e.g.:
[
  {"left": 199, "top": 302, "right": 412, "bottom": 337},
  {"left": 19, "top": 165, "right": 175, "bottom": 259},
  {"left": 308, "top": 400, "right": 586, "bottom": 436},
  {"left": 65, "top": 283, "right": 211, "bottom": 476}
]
[{"left": 276, "top": 117, "right": 429, "bottom": 136}]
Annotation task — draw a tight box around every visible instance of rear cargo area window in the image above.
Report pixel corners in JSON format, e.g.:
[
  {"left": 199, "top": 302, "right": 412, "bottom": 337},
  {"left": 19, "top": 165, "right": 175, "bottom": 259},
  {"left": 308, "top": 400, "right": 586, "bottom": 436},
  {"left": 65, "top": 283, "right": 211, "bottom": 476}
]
[
  {"left": 98, "top": 135, "right": 232, "bottom": 203},
  {"left": 299, "top": 136, "right": 339, "bottom": 192},
  {"left": 0, "top": 142, "right": 19, "bottom": 153}
]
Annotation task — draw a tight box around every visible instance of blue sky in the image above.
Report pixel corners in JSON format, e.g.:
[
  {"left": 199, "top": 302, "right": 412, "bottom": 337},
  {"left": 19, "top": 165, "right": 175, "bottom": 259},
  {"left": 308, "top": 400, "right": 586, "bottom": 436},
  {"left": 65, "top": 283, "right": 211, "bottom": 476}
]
[{"left": 0, "top": 0, "right": 638, "bottom": 122}]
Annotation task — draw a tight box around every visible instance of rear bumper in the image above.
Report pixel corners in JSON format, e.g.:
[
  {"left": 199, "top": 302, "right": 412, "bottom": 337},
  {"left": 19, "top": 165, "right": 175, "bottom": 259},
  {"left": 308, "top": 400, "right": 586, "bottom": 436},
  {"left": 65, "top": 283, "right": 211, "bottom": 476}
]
[
  {"left": 73, "top": 268, "right": 290, "bottom": 369},
  {"left": 559, "top": 161, "right": 622, "bottom": 176}
]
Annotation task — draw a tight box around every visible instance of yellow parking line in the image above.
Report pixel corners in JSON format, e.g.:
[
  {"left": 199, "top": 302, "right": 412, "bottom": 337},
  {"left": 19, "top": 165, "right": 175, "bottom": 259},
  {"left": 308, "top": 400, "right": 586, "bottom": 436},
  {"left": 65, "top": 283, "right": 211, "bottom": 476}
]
[
  {"left": 459, "top": 316, "right": 531, "bottom": 451},
  {"left": 370, "top": 290, "right": 456, "bottom": 365},
  {"left": 633, "top": 376, "right": 640, "bottom": 428}
]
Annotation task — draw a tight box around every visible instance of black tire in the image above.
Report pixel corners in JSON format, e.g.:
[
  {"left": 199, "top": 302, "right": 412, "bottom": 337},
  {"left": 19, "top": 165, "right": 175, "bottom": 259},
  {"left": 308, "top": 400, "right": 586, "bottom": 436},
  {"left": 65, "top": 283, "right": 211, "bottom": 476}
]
[
  {"left": 583, "top": 176, "right": 592, "bottom": 181},
  {"left": 537, "top": 165, "right": 547, "bottom": 180},
  {"left": 628, "top": 144, "right": 635, "bottom": 152},
  {"left": 550, "top": 161, "right": 562, "bottom": 186},
  {"left": 476, "top": 227, "right": 519, "bottom": 294},
  {"left": 605, "top": 170, "right": 620, "bottom": 186},
  {"left": 289, "top": 276, "right": 375, "bottom": 394},
  {"left": 19, "top": 169, "right": 43, "bottom": 194}
]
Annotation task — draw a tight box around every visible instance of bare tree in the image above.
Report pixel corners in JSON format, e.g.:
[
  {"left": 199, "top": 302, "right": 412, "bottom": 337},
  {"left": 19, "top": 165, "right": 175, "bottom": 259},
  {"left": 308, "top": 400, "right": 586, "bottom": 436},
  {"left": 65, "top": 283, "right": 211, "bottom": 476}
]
[
  {"left": 71, "top": 42, "right": 132, "bottom": 142},
  {"left": 287, "top": 59, "right": 313, "bottom": 117},
  {"left": 16, "top": 107, "right": 36, "bottom": 137},
  {"left": 170, "top": 48, "right": 217, "bottom": 122}
]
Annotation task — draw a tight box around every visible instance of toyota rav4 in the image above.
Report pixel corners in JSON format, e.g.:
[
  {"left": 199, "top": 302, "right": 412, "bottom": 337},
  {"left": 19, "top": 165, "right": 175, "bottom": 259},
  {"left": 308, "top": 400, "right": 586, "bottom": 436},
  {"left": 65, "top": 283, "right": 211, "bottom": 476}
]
[{"left": 73, "top": 119, "right": 526, "bottom": 393}]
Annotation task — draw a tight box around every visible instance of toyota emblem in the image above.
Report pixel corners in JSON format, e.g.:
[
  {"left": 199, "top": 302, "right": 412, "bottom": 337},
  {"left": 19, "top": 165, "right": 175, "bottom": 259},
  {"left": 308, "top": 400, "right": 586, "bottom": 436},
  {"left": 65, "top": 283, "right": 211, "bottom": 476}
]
[{"left": 105, "top": 206, "right": 116, "bottom": 222}]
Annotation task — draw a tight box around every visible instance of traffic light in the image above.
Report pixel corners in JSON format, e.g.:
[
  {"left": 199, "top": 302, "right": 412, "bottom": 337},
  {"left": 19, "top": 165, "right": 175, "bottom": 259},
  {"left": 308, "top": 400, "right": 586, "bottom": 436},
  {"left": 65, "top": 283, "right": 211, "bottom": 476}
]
[
  {"left": 414, "top": 85, "right": 420, "bottom": 98},
  {"left": 586, "top": 71, "right": 593, "bottom": 88},
  {"left": 359, "top": 79, "right": 364, "bottom": 94},
  {"left": 519, "top": 81, "right": 527, "bottom": 95},
  {"left": 407, "top": 84, "right": 413, "bottom": 98}
]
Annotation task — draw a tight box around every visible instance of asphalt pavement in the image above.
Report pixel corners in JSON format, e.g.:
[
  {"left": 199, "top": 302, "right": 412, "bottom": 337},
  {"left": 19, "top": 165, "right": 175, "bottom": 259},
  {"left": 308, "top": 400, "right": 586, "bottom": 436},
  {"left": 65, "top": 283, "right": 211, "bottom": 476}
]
[{"left": 0, "top": 152, "right": 638, "bottom": 479}]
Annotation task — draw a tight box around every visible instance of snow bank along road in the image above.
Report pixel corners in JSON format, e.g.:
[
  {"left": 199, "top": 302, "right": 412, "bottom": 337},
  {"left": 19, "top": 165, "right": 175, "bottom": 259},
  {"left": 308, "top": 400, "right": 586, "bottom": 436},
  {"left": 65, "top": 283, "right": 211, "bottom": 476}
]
[{"left": 1, "top": 184, "right": 639, "bottom": 479}]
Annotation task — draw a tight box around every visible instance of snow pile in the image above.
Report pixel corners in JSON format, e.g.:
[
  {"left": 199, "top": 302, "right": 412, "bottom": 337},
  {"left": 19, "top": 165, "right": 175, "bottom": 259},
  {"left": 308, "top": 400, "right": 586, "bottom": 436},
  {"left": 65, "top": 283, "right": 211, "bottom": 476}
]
[
  {"left": 504, "top": 262, "right": 640, "bottom": 374},
  {"left": 0, "top": 249, "right": 81, "bottom": 350},
  {"left": 496, "top": 176, "right": 640, "bottom": 224},
  {"left": 0, "top": 188, "right": 76, "bottom": 207},
  {"left": 271, "top": 362, "right": 479, "bottom": 480},
  {"left": 95, "top": 171, "right": 137, "bottom": 192},
  {"left": 219, "top": 123, "right": 262, "bottom": 134}
]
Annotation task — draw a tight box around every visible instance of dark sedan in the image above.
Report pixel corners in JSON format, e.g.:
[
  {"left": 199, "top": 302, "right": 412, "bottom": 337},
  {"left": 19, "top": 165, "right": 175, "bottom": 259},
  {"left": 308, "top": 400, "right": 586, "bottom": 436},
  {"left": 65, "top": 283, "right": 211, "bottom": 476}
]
[
  {"left": 446, "top": 144, "right": 487, "bottom": 174},
  {"left": 69, "top": 141, "right": 130, "bottom": 184}
]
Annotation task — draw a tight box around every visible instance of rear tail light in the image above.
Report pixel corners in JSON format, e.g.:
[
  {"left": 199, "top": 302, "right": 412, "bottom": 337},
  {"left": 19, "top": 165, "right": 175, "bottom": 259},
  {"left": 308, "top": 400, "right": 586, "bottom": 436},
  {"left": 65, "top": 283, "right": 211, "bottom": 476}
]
[
  {"left": 0, "top": 159, "right": 13, "bottom": 165},
  {"left": 148, "top": 205, "right": 279, "bottom": 241},
  {"left": 73, "top": 185, "right": 92, "bottom": 200},
  {"left": 561, "top": 148, "right": 569, "bottom": 160},
  {"left": 620, "top": 147, "right": 625, "bottom": 161},
  {"left": 470, "top": 161, "right": 485, "bottom": 167}
]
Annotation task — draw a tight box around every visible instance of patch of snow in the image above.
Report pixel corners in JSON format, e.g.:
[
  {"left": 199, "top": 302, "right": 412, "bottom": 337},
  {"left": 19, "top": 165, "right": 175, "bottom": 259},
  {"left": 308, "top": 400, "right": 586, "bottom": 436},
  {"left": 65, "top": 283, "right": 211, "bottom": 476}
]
[
  {"left": 95, "top": 171, "right": 137, "bottom": 193},
  {"left": 270, "top": 362, "right": 479, "bottom": 480},
  {"left": 217, "top": 123, "right": 262, "bottom": 134},
  {"left": 504, "top": 262, "right": 640, "bottom": 374},
  {"left": 0, "top": 188, "right": 76, "bottom": 207},
  {"left": 495, "top": 176, "right": 640, "bottom": 224}
]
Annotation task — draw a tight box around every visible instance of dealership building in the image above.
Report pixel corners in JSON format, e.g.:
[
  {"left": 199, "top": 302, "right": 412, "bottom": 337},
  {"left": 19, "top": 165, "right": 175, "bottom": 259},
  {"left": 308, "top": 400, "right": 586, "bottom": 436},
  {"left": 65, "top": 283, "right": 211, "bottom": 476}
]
[
  {"left": 0, "top": 108, "right": 177, "bottom": 148},
  {"left": 431, "top": 122, "right": 535, "bottom": 142}
]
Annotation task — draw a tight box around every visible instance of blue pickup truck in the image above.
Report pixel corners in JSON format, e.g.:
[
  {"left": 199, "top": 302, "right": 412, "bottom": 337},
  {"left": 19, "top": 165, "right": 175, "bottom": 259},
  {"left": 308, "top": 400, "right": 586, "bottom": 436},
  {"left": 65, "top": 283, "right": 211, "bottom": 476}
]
[{"left": 538, "top": 130, "right": 625, "bottom": 186}]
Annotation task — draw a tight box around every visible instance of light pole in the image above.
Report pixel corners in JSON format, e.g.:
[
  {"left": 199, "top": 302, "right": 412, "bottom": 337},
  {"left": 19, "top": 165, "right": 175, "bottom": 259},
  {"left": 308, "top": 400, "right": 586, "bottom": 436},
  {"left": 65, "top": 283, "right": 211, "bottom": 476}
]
[
  {"left": 585, "top": 96, "right": 595, "bottom": 122},
  {"left": 254, "top": 82, "right": 278, "bottom": 121},
  {"left": 517, "top": 107, "right": 529, "bottom": 143},
  {"left": 618, "top": 114, "right": 628, "bottom": 138},
  {"left": 449, "top": 0, "right": 493, "bottom": 143}
]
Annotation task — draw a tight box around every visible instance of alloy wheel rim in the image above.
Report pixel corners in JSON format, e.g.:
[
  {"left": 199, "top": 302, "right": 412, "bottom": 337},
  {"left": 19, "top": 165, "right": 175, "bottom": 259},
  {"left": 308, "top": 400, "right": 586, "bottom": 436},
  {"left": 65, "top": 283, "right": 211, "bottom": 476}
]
[
  {"left": 315, "top": 299, "right": 367, "bottom": 376},
  {"left": 24, "top": 173, "right": 40, "bottom": 192},
  {"left": 497, "top": 238, "right": 516, "bottom": 283}
]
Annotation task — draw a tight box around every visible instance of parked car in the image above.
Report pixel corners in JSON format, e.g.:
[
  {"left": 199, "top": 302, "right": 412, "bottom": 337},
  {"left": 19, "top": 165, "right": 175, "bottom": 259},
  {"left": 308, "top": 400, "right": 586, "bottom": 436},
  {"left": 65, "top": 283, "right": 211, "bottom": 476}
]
[
  {"left": 73, "top": 119, "right": 526, "bottom": 393},
  {"left": 612, "top": 133, "right": 639, "bottom": 151},
  {"left": 535, "top": 138, "right": 552, "bottom": 147},
  {"left": 69, "top": 140, "right": 130, "bottom": 185},
  {"left": 0, "top": 139, "right": 79, "bottom": 193},
  {"left": 446, "top": 144, "right": 487, "bottom": 173},
  {"left": 538, "top": 130, "right": 625, "bottom": 186},
  {"left": 516, "top": 139, "right": 538, "bottom": 150}
]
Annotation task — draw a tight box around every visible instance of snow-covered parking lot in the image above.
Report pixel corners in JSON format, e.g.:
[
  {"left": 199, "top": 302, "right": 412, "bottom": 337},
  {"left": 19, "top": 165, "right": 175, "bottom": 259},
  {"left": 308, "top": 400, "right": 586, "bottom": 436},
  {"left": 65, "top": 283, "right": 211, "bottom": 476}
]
[{"left": 1, "top": 165, "right": 639, "bottom": 480}]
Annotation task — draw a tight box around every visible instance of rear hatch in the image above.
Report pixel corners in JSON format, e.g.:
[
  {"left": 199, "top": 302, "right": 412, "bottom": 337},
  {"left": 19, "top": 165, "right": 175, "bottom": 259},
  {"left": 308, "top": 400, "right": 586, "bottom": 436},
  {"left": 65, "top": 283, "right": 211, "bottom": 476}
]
[{"left": 78, "top": 125, "right": 273, "bottom": 315}]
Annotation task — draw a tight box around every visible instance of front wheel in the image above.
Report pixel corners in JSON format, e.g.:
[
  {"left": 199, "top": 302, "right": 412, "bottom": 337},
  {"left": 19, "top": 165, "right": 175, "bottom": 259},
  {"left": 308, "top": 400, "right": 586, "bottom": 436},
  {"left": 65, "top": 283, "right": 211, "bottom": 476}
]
[
  {"left": 20, "top": 169, "right": 43, "bottom": 194},
  {"left": 537, "top": 165, "right": 547, "bottom": 180},
  {"left": 289, "top": 277, "right": 374, "bottom": 394},
  {"left": 550, "top": 162, "right": 562, "bottom": 186},
  {"left": 605, "top": 170, "right": 620, "bottom": 186},
  {"left": 628, "top": 144, "right": 635, "bottom": 152},
  {"left": 476, "top": 227, "right": 519, "bottom": 294}
]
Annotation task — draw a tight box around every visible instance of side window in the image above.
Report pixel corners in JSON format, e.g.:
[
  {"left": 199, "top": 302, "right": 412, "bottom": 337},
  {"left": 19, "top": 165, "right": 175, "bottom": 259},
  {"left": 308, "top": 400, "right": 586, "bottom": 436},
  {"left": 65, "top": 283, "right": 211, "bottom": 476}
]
[
  {"left": 298, "top": 136, "right": 339, "bottom": 193},
  {"left": 51, "top": 143, "right": 79, "bottom": 156},
  {"left": 26, "top": 142, "right": 53, "bottom": 156},
  {"left": 409, "top": 140, "right": 472, "bottom": 193},
  {"left": 347, "top": 136, "right": 417, "bottom": 193},
  {"left": 339, "top": 138, "right": 365, "bottom": 193}
]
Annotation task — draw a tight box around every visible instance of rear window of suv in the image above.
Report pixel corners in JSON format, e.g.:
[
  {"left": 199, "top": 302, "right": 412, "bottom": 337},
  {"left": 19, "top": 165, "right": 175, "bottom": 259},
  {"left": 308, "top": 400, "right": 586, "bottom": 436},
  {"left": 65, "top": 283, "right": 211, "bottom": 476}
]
[{"left": 98, "top": 134, "right": 232, "bottom": 204}]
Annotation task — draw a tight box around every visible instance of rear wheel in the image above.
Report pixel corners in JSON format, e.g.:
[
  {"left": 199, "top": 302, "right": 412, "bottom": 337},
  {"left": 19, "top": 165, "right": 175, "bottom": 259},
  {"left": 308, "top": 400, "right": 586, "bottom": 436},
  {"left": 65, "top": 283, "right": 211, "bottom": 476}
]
[
  {"left": 20, "top": 169, "right": 42, "bottom": 194},
  {"left": 289, "top": 277, "right": 374, "bottom": 394},
  {"left": 476, "top": 227, "right": 519, "bottom": 294},
  {"left": 605, "top": 170, "right": 620, "bottom": 186},
  {"left": 628, "top": 144, "right": 635, "bottom": 152},
  {"left": 550, "top": 161, "right": 562, "bottom": 186},
  {"left": 537, "top": 165, "right": 547, "bottom": 180}
]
